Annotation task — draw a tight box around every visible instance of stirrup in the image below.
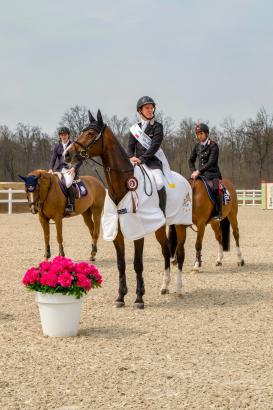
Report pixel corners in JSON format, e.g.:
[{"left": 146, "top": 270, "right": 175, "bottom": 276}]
[{"left": 65, "top": 204, "right": 75, "bottom": 214}]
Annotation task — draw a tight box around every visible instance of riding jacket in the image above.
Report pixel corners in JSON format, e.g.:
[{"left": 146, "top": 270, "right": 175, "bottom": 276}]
[
  {"left": 188, "top": 139, "right": 222, "bottom": 180},
  {"left": 49, "top": 141, "right": 81, "bottom": 175},
  {"left": 127, "top": 120, "right": 164, "bottom": 170}
]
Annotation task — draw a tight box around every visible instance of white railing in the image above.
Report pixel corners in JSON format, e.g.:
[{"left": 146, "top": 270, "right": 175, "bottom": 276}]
[
  {"left": 0, "top": 189, "right": 28, "bottom": 215},
  {"left": 236, "top": 189, "right": 261, "bottom": 206},
  {"left": 0, "top": 188, "right": 263, "bottom": 214}
]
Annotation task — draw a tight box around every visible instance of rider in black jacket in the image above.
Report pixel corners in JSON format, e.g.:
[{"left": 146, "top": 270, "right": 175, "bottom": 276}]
[
  {"left": 128, "top": 96, "right": 166, "bottom": 215},
  {"left": 189, "top": 123, "right": 223, "bottom": 220}
]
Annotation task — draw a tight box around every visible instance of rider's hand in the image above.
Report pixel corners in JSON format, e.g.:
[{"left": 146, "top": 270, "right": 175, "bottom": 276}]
[
  {"left": 48, "top": 169, "right": 54, "bottom": 174},
  {"left": 130, "top": 156, "right": 141, "bottom": 165},
  {"left": 67, "top": 167, "right": 75, "bottom": 176},
  {"left": 191, "top": 170, "right": 200, "bottom": 179}
]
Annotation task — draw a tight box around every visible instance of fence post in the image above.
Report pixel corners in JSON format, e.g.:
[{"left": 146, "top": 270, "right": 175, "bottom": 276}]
[{"left": 8, "top": 188, "right": 12, "bottom": 215}]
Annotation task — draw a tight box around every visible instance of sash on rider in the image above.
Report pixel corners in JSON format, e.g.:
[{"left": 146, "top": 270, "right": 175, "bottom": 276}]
[{"left": 129, "top": 123, "right": 175, "bottom": 188}]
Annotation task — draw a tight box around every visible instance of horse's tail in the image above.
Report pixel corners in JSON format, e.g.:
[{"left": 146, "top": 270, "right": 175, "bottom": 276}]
[
  {"left": 168, "top": 225, "right": 177, "bottom": 258},
  {"left": 221, "top": 217, "right": 230, "bottom": 251}
]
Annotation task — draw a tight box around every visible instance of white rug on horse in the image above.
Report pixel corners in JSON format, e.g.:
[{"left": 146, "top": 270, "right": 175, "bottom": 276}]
[{"left": 102, "top": 165, "right": 192, "bottom": 241}]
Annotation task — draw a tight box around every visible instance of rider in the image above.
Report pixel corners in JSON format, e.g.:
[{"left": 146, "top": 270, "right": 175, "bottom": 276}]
[
  {"left": 49, "top": 126, "right": 81, "bottom": 214},
  {"left": 189, "top": 123, "right": 223, "bottom": 221},
  {"left": 128, "top": 96, "right": 166, "bottom": 215}
]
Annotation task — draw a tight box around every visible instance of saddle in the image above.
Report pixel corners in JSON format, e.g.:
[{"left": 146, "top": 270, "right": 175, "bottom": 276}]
[
  {"left": 199, "top": 176, "right": 230, "bottom": 206},
  {"left": 58, "top": 177, "right": 88, "bottom": 199}
]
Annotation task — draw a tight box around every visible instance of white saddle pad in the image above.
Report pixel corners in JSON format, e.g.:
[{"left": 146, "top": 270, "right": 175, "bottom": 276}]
[{"left": 102, "top": 165, "right": 192, "bottom": 241}]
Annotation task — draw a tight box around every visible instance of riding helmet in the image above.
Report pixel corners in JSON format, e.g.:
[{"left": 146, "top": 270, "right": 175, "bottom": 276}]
[
  {"left": 58, "top": 126, "right": 70, "bottom": 135},
  {"left": 195, "top": 123, "right": 209, "bottom": 135},
  {"left": 136, "top": 96, "right": 156, "bottom": 111}
]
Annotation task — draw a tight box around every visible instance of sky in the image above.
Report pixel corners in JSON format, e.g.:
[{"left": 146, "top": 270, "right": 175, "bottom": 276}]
[{"left": 0, "top": 0, "right": 272, "bottom": 135}]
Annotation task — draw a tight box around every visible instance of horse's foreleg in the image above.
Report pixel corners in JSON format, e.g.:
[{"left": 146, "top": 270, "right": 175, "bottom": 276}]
[
  {"left": 55, "top": 217, "right": 64, "bottom": 256},
  {"left": 133, "top": 238, "right": 145, "bottom": 309},
  {"left": 192, "top": 223, "right": 205, "bottom": 273},
  {"left": 155, "top": 226, "right": 171, "bottom": 295},
  {"left": 39, "top": 214, "right": 51, "bottom": 259},
  {"left": 174, "top": 225, "right": 187, "bottom": 295},
  {"left": 113, "top": 229, "right": 127, "bottom": 307}
]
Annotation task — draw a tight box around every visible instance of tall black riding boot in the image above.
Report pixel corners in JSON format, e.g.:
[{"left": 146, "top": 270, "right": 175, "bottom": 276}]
[
  {"left": 158, "top": 187, "right": 167, "bottom": 217},
  {"left": 215, "top": 192, "right": 222, "bottom": 221},
  {"left": 66, "top": 185, "right": 75, "bottom": 214}
]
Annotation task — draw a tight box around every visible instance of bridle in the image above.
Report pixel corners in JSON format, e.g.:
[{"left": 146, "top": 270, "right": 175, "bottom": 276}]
[
  {"left": 72, "top": 124, "right": 133, "bottom": 174},
  {"left": 25, "top": 174, "right": 53, "bottom": 211},
  {"left": 73, "top": 125, "right": 106, "bottom": 161}
]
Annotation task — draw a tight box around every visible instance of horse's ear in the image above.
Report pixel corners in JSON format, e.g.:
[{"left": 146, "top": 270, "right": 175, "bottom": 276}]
[
  {"left": 88, "top": 110, "right": 96, "bottom": 123},
  {"left": 18, "top": 175, "right": 27, "bottom": 182},
  {"left": 97, "top": 109, "right": 103, "bottom": 126}
]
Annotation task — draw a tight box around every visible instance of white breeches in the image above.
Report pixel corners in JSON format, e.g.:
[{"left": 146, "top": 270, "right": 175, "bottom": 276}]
[
  {"left": 151, "top": 169, "right": 164, "bottom": 190},
  {"left": 61, "top": 168, "right": 74, "bottom": 188}
]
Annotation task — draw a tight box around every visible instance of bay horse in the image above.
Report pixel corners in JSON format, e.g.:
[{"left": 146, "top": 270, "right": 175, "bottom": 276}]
[
  {"left": 20, "top": 170, "right": 105, "bottom": 260},
  {"left": 64, "top": 110, "right": 188, "bottom": 309},
  {"left": 189, "top": 177, "right": 245, "bottom": 272}
]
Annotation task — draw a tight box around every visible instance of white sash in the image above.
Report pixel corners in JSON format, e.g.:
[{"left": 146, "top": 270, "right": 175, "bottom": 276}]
[{"left": 130, "top": 123, "right": 175, "bottom": 187}]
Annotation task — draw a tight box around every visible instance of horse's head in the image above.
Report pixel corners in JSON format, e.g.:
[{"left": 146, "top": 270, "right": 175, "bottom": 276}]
[
  {"left": 64, "top": 110, "right": 105, "bottom": 165},
  {"left": 19, "top": 173, "right": 41, "bottom": 214}
]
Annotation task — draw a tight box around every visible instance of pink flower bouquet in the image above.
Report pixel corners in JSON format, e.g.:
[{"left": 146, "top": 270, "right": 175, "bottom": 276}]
[{"left": 22, "top": 256, "right": 102, "bottom": 299}]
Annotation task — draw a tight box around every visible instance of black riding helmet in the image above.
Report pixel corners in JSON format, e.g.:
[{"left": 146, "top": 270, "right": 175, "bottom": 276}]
[
  {"left": 58, "top": 126, "right": 70, "bottom": 135},
  {"left": 136, "top": 96, "right": 156, "bottom": 112},
  {"left": 195, "top": 123, "right": 209, "bottom": 135}
]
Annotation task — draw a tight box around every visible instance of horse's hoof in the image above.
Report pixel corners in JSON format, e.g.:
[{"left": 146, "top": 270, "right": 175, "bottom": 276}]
[
  {"left": 161, "top": 288, "right": 169, "bottom": 295},
  {"left": 115, "top": 301, "right": 125, "bottom": 308},
  {"left": 90, "top": 256, "right": 96, "bottom": 262},
  {"left": 216, "top": 261, "right": 222, "bottom": 266},
  {"left": 134, "top": 302, "right": 144, "bottom": 309},
  {"left": 191, "top": 268, "right": 200, "bottom": 274},
  {"left": 238, "top": 259, "right": 245, "bottom": 267}
]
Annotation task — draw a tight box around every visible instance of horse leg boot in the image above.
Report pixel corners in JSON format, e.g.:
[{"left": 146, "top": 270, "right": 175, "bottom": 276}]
[
  {"left": 66, "top": 186, "right": 76, "bottom": 214},
  {"left": 158, "top": 187, "right": 167, "bottom": 216}
]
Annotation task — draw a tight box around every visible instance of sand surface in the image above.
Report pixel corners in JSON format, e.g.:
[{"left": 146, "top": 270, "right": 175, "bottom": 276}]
[{"left": 0, "top": 207, "right": 273, "bottom": 409}]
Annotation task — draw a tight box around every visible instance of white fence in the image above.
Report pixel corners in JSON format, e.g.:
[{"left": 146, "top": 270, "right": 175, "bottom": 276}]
[
  {"left": 236, "top": 189, "right": 261, "bottom": 207},
  {"left": 0, "top": 188, "right": 263, "bottom": 214},
  {"left": 0, "top": 189, "right": 28, "bottom": 215}
]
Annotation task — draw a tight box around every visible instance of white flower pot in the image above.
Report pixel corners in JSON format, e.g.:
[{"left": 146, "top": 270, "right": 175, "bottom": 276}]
[{"left": 35, "top": 293, "right": 85, "bottom": 337}]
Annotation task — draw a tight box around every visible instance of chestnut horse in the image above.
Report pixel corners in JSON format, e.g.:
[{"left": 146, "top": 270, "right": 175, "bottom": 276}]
[
  {"left": 189, "top": 177, "right": 245, "bottom": 272},
  {"left": 20, "top": 170, "right": 105, "bottom": 260},
  {"left": 64, "top": 110, "right": 188, "bottom": 309}
]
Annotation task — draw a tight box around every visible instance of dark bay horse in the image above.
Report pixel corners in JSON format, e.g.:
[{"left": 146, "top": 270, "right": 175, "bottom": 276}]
[
  {"left": 20, "top": 170, "right": 105, "bottom": 260},
  {"left": 64, "top": 110, "right": 188, "bottom": 309},
  {"left": 189, "top": 177, "right": 245, "bottom": 272}
]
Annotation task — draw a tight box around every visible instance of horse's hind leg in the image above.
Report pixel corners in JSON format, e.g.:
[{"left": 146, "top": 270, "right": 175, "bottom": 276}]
[
  {"left": 113, "top": 229, "right": 127, "bottom": 308},
  {"left": 55, "top": 217, "right": 65, "bottom": 256},
  {"left": 39, "top": 213, "right": 51, "bottom": 259},
  {"left": 210, "top": 220, "right": 224, "bottom": 266},
  {"left": 91, "top": 204, "right": 104, "bottom": 260},
  {"left": 133, "top": 238, "right": 145, "bottom": 309},
  {"left": 81, "top": 208, "right": 97, "bottom": 261},
  {"left": 192, "top": 223, "right": 205, "bottom": 273},
  {"left": 228, "top": 212, "right": 245, "bottom": 266},
  {"left": 174, "top": 225, "right": 187, "bottom": 295},
  {"left": 155, "top": 226, "right": 171, "bottom": 295}
]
